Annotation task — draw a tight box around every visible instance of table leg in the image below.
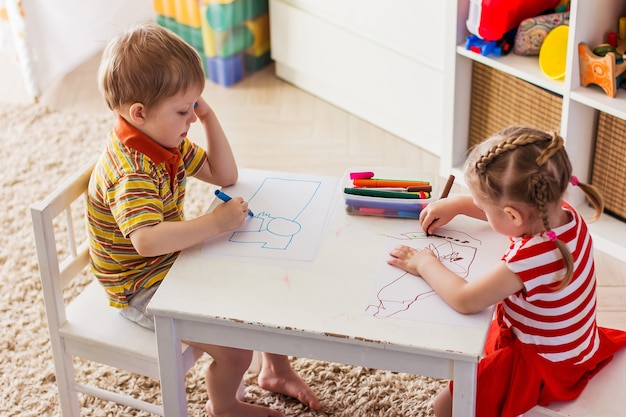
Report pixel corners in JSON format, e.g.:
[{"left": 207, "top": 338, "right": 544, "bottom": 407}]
[
  {"left": 154, "top": 317, "right": 188, "bottom": 416},
  {"left": 452, "top": 360, "right": 477, "bottom": 417}
]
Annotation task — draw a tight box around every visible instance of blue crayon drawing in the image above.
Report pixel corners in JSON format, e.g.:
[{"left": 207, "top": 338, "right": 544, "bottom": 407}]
[
  {"left": 227, "top": 177, "right": 321, "bottom": 250},
  {"left": 200, "top": 169, "right": 340, "bottom": 263}
]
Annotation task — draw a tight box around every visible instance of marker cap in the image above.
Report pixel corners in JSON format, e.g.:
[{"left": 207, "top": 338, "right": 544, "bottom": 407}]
[{"left": 349, "top": 171, "right": 375, "bottom": 180}]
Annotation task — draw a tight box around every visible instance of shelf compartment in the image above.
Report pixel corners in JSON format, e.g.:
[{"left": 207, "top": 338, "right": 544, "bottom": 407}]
[
  {"left": 570, "top": 87, "right": 626, "bottom": 121},
  {"left": 590, "top": 112, "right": 626, "bottom": 221},
  {"left": 467, "top": 62, "right": 563, "bottom": 149},
  {"left": 457, "top": 45, "right": 565, "bottom": 95}
]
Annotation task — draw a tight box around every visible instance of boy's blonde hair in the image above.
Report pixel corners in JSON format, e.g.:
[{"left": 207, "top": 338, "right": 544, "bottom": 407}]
[
  {"left": 98, "top": 22, "right": 205, "bottom": 111},
  {"left": 465, "top": 126, "right": 604, "bottom": 289}
]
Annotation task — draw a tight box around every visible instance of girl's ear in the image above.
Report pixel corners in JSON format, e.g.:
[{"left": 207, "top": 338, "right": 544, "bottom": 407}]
[
  {"left": 503, "top": 206, "right": 524, "bottom": 227},
  {"left": 128, "top": 102, "right": 146, "bottom": 125}
]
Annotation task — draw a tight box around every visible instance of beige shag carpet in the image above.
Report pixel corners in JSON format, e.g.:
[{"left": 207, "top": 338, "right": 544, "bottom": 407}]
[{"left": 0, "top": 103, "right": 445, "bottom": 417}]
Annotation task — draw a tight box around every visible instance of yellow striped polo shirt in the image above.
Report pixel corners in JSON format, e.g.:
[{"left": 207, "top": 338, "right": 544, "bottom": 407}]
[{"left": 87, "top": 116, "right": 207, "bottom": 308}]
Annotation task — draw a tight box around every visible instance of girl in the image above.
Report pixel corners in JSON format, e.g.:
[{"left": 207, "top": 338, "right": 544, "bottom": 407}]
[{"left": 387, "top": 126, "right": 626, "bottom": 417}]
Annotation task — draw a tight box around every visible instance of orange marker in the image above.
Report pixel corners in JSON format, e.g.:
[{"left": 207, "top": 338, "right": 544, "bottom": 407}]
[{"left": 353, "top": 178, "right": 430, "bottom": 188}]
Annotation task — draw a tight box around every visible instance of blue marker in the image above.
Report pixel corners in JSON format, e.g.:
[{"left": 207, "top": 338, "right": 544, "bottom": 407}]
[
  {"left": 397, "top": 211, "right": 421, "bottom": 218},
  {"left": 214, "top": 189, "right": 254, "bottom": 217}
]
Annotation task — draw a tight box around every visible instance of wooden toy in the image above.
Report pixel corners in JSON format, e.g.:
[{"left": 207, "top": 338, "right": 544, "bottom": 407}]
[{"left": 578, "top": 42, "right": 626, "bottom": 98}]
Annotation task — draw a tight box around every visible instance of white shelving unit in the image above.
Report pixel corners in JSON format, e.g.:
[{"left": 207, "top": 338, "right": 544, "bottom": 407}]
[{"left": 442, "top": 0, "right": 626, "bottom": 260}]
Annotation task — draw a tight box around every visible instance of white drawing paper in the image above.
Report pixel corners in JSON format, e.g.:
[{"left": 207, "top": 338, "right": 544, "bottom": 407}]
[
  {"left": 201, "top": 169, "right": 341, "bottom": 264},
  {"left": 366, "top": 219, "right": 509, "bottom": 328}
]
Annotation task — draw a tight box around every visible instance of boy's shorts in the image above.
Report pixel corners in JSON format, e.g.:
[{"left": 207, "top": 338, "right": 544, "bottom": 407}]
[{"left": 119, "top": 283, "right": 161, "bottom": 331}]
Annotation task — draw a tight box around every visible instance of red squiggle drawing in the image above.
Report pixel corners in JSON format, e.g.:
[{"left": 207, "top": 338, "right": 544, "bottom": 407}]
[{"left": 366, "top": 229, "right": 479, "bottom": 319}]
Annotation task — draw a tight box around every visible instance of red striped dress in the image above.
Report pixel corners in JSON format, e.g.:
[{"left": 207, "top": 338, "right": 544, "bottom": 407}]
[{"left": 452, "top": 202, "right": 626, "bottom": 417}]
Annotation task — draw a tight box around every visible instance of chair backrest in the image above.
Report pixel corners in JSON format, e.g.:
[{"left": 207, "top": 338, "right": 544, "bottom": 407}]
[
  {"left": 31, "top": 156, "right": 95, "bottom": 348},
  {"left": 30, "top": 155, "right": 202, "bottom": 416}
]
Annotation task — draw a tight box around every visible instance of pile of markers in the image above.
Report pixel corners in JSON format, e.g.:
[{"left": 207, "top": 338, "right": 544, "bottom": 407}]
[{"left": 344, "top": 171, "right": 434, "bottom": 219}]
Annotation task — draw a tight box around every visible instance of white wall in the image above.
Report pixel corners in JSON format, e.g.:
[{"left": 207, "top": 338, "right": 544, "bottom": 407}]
[
  {"left": 269, "top": 0, "right": 449, "bottom": 157},
  {"left": 4, "top": 0, "right": 154, "bottom": 98}
]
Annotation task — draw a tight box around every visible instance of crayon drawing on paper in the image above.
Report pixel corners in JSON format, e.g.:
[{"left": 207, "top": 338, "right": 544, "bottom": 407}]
[
  {"left": 366, "top": 224, "right": 508, "bottom": 328},
  {"left": 201, "top": 169, "right": 340, "bottom": 263}
]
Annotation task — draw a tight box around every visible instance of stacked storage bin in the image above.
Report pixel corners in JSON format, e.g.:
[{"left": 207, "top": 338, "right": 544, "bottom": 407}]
[
  {"left": 201, "top": 0, "right": 271, "bottom": 86},
  {"left": 153, "top": 0, "right": 204, "bottom": 57},
  {"left": 153, "top": 0, "right": 271, "bottom": 87}
]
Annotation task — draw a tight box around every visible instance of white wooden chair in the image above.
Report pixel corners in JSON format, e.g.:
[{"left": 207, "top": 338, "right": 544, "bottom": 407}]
[
  {"left": 30, "top": 155, "right": 203, "bottom": 416},
  {"left": 524, "top": 347, "right": 626, "bottom": 417}
]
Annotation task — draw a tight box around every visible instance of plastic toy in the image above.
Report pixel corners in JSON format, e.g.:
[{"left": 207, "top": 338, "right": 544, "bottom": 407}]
[
  {"left": 153, "top": 0, "right": 271, "bottom": 87},
  {"left": 539, "top": 25, "right": 569, "bottom": 80},
  {"left": 466, "top": 34, "right": 511, "bottom": 56},
  {"left": 467, "top": 0, "right": 560, "bottom": 41}
]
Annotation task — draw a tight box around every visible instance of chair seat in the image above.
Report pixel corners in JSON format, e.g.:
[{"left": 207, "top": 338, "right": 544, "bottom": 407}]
[
  {"left": 61, "top": 279, "right": 199, "bottom": 380},
  {"left": 527, "top": 347, "right": 626, "bottom": 416},
  {"left": 30, "top": 156, "right": 205, "bottom": 415}
]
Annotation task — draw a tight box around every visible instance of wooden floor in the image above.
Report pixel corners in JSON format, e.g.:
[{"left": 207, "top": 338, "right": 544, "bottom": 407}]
[
  {"left": 0, "top": 51, "right": 439, "bottom": 177},
  {"left": 2, "top": 50, "right": 624, "bottom": 330}
]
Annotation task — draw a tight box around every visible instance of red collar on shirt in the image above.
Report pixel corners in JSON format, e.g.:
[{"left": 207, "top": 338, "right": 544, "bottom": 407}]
[{"left": 115, "top": 115, "right": 181, "bottom": 187}]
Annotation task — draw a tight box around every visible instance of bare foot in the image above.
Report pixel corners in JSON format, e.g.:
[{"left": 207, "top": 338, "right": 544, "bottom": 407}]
[
  {"left": 205, "top": 399, "right": 283, "bottom": 417},
  {"left": 258, "top": 367, "right": 320, "bottom": 411}
]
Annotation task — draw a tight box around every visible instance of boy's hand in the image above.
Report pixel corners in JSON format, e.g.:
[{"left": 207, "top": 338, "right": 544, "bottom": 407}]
[
  {"left": 193, "top": 96, "right": 211, "bottom": 120},
  {"left": 212, "top": 197, "right": 250, "bottom": 232}
]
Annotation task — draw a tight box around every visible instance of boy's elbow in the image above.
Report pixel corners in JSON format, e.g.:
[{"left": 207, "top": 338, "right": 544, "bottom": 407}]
[
  {"left": 134, "top": 244, "right": 157, "bottom": 258},
  {"left": 222, "top": 172, "right": 238, "bottom": 187},
  {"left": 132, "top": 239, "right": 158, "bottom": 257},
  {"left": 207, "top": 168, "right": 238, "bottom": 187},
  {"left": 129, "top": 228, "right": 161, "bottom": 257}
]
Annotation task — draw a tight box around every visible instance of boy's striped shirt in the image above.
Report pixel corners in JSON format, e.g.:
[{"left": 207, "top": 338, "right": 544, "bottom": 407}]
[{"left": 87, "top": 116, "right": 206, "bottom": 308}]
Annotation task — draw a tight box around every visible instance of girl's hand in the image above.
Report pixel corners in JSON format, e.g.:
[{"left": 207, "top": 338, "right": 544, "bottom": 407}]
[
  {"left": 212, "top": 196, "right": 249, "bottom": 232},
  {"left": 419, "top": 198, "right": 458, "bottom": 235},
  {"left": 387, "top": 244, "right": 439, "bottom": 277},
  {"left": 420, "top": 195, "right": 487, "bottom": 234}
]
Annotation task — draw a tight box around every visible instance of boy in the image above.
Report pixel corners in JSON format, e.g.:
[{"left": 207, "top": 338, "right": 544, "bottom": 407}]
[{"left": 87, "top": 22, "right": 320, "bottom": 417}]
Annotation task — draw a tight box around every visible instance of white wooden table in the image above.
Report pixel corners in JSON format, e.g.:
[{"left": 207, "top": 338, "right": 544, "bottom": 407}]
[{"left": 148, "top": 176, "right": 506, "bottom": 417}]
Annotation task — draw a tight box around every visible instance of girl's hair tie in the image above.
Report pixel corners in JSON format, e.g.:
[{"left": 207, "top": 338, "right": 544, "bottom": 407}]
[
  {"left": 545, "top": 230, "right": 557, "bottom": 241},
  {"left": 570, "top": 176, "right": 579, "bottom": 186}
]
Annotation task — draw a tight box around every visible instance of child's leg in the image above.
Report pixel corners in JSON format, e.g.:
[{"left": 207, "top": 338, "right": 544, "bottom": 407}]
[
  {"left": 258, "top": 353, "right": 320, "bottom": 411},
  {"left": 186, "top": 342, "right": 283, "bottom": 417},
  {"left": 118, "top": 288, "right": 286, "bottom": 416},
  {"left": 432, "top": 383, "right": 452, "bottom": 417}
]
